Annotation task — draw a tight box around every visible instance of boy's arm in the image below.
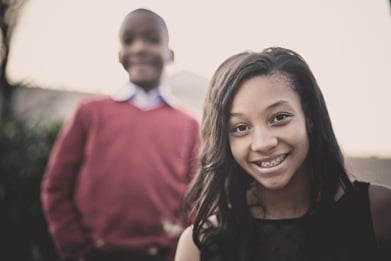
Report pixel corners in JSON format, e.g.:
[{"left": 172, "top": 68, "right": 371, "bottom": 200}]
[
  {"left": 41, "top": 104, "right": 93, "bottom": 259},
  {"left": 186, "top": 119, "right": 201, "bottom": 181},
  {"left": 369, "top": 184, "right": 391, "bottom": 259},
  {"left": 163, "top": 118, "right": 199, "bottom": 237}
]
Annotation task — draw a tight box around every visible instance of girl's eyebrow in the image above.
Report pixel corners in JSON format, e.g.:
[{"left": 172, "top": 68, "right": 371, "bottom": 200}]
[
  {"left": 229, "top": 112, "right": 243, "bottom": 118},
  {"left": 266, "top": 100, "right": 289, "bottom": 110},
  {"left": 229, "top": 100, "right": 290, "bottom": 118}
]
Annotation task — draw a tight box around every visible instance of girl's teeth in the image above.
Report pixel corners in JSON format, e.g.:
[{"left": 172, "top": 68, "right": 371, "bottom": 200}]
[{"left": 259, "top": 155, "right": 285, "bottom": 168}]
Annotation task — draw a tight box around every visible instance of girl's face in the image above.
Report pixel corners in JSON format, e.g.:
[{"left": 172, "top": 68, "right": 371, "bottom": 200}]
[{"left": 228, "top": 75, "right": 310, "bottom": 191}]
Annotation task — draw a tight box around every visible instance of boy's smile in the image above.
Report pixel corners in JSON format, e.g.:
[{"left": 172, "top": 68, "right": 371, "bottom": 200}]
[{"left": 118, "top": 11, "right": 172, "bottom": 91}]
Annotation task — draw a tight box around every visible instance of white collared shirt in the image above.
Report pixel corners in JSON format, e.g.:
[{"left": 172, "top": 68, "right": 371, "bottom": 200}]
[{"left": 112, "top": 82, "right": 177, "bottom": 110}]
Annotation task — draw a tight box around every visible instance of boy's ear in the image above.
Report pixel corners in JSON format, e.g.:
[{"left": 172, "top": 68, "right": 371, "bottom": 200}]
[
  {"left": 118, "top": 50, "right": 122, "bottom": 63},
  {"left": 166, "top": 49, "right": 174, "bottom": 63}
]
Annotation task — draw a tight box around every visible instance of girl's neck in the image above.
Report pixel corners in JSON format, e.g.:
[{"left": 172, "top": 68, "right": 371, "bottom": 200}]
[{"left": 259, "top": 187, "right": 311, "bottom": 220}]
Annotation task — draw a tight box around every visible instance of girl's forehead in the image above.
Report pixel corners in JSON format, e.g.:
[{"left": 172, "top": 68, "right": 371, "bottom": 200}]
[
  {"left": 230, "top": 75, "right": 300, "bottom": 112},
  {"left": 234, "top": 73, "right": 294, "bottom": 97}
]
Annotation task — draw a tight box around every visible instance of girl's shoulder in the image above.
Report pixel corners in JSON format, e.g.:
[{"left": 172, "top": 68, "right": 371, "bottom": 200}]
[
  {"left": 175, "top": 216, "right": 219, "bottom": 261},
  {"left": 368, "top": 183, "right": 391, "bottom": 257},
  {"left": 175, "top": 226, "right": 200, "bottom": 261}
]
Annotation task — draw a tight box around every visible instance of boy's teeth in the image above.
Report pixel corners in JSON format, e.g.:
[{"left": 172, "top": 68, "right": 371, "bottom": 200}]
[{"left": 258, "top": 155, "right": 285, "bottom": 168}]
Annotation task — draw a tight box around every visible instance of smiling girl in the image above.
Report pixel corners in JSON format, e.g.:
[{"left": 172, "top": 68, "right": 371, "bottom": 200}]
[{"left": 175, "top": 47, "right": 391, "bottom": 261}]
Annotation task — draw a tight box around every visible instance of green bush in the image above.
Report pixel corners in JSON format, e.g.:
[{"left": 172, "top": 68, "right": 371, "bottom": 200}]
[{"left": 0, "top": 119, "right": 63, "bottom": 261}]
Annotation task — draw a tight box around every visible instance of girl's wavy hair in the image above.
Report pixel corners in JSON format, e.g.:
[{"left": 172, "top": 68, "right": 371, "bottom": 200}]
[{"left": 184, "top": 47, "right": 352, "bottom": 260}]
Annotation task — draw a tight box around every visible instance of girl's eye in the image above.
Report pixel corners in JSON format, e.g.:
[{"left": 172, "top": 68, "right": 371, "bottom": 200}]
[
  {"left": 271, "top": 113, "right": 291, "bottom": 124},
  {"left": 232, "top": 124, "right": 250, "bottom": 134}
]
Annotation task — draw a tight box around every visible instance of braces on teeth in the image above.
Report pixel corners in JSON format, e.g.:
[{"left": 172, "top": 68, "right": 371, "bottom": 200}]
[{"left": 259, "top": 155, "right": 285, "bottom": 168}]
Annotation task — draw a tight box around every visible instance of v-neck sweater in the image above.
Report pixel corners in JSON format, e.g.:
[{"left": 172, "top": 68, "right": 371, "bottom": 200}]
[{"left": 41, "top": 97, "right": 200, "bottom": 258}]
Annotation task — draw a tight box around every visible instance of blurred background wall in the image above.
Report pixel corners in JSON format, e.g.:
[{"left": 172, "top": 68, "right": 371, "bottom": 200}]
[{"left": 6, "top": 0, "right": 391, "bottom": 158}]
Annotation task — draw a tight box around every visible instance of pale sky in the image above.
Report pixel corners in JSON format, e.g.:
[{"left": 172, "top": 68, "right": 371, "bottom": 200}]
[{"left": 7, "top": 0, "right": 391, "bottom": 158}]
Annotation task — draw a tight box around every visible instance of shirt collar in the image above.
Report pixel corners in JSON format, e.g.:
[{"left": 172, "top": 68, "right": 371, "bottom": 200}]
[{"left": 111, "top": 81, "right": 177, "bottom": 108}]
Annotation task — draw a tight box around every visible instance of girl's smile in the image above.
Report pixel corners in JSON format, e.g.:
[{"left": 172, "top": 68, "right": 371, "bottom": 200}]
[{"left": 251, "top": 153, "right": 288, "bottom": 168}]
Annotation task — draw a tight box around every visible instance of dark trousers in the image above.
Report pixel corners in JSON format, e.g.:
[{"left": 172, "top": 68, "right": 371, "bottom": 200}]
[{"left": 84, "top": 248, "right": 171, "bottom": 261}]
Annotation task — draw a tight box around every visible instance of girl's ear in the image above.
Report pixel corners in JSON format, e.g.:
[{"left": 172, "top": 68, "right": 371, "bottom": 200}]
[{"left": 306, "top": 118, "right": 314, "bottom": 133}]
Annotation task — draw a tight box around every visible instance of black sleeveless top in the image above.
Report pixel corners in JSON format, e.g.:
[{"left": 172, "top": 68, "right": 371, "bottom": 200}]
[
  {"left": 253, "top": 181, "right": 377, "bottom": 261},
  {"left": 202, "top": 181, "right": 379, "bottom": 261}
]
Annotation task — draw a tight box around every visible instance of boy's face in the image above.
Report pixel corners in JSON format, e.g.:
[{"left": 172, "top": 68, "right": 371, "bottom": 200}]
[{"left": 118, "top": 12, "right": 171, "bottom": 91}]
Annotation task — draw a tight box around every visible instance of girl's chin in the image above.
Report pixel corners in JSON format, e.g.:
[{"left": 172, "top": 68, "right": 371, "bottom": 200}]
[{"left": 257, "top": 178, "right": 289, "bottom": 191}]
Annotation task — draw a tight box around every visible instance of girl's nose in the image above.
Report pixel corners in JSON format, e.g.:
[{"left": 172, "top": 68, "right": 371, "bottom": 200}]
[{"left": 250, "top": 129, "right": 278, "bottom": 153}]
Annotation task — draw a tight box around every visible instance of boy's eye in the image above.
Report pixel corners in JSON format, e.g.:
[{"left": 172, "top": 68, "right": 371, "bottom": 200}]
[
  {"left": 121, "top": 34, "right": 160, "bottom": 45},
  {"left": 122, "top": 36, "right": 133, "bottom": 45},
  {"left": 145, "top": 35, "right": 160, "bottom": 44}
]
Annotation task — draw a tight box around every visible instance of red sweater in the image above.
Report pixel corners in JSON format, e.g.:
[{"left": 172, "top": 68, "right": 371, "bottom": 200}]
[{"left": 41, "top": 97, "right": 200, "bottom": 259}]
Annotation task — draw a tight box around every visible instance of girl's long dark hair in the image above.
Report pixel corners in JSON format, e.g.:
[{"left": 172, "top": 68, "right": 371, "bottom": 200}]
[{"left": 184, "top": 47, "right": 352, "bottom": 260}]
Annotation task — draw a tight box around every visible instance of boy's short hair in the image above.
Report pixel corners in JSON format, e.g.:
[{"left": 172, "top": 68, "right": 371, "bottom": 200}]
[{"left": 127, "top": 8, "right": 169, "bottom": 42}]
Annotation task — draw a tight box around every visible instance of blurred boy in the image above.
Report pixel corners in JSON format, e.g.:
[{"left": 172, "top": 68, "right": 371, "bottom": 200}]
[{"left": 41, "top": 9, "right": 200, "bottom": 261}]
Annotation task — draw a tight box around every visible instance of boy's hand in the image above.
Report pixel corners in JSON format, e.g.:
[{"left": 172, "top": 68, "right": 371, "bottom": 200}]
[{"left": 161, "top": 218, "right": 183, "bottom": 238}]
